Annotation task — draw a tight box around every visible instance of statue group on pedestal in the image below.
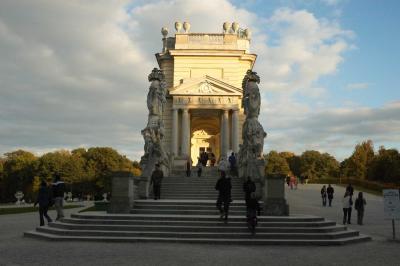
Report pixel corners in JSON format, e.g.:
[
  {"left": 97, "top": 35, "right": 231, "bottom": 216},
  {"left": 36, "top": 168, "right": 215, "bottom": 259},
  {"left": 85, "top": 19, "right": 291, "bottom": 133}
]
[
  {"left": 139, "top": 68, "right": 170, "bottom": 198},
  {"left": 238, "top": 70, "right": 267, "bottom": 183}
]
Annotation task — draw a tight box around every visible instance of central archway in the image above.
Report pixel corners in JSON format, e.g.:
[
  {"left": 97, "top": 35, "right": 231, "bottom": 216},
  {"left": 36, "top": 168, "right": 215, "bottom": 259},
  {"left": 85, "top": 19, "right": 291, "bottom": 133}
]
[{"left": 190, "top": 110, "right": 220, "bottom": 165}]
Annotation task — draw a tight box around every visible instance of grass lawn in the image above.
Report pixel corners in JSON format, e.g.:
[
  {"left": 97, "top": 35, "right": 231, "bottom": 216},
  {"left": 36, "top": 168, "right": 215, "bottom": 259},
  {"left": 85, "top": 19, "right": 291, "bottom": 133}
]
[
  {"left": 0, "top": 205, "right": 83, "bottom": 215},
  {"left": 79, "top": 206, "right": 97, "bottom": 212}
]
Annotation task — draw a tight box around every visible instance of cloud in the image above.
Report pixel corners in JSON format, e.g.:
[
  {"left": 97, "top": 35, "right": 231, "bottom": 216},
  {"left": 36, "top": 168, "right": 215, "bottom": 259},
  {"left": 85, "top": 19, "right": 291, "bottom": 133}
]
[
  {"left": 346, "top": 82, "right": 370, "bottom": 90},
  {"left": 321, "top": 0, "right": 342, "bottom": 6},
  {"left": 254, "top": 8, "right": 353, "bottom": 97},
  {"left": 263, "top": 99, "right": 400, "bottom": 160},
  {"left": 0, "top": 0, "right": 396, "bottom": 162}
]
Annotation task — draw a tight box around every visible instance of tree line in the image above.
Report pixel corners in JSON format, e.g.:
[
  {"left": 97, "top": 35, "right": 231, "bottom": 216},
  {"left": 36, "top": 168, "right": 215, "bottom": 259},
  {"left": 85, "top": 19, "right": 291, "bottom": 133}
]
[
  {"left": 0, "top": 147, "right": 141, "bottom": 203},
  {"left": 265, "top": 140, "right": 400, "bottom": 184},
  {"left": 1, "top": 140, "right": 399, "bottom": 203}
]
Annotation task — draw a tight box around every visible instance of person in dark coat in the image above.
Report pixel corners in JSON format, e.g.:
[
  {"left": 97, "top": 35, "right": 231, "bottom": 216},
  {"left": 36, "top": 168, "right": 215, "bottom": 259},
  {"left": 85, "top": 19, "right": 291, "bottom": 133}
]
[
  {"left": 321, "top": 185, "right": 327, "bottom": 206},
  {"left": 246, "top": 192, "right": 261, "bottom": 234},
  {"left": 52, "top": 173, "right": 66, "bottom": 221},
  {"left": 327, "top": 184, "right": 334, "bottom": 207},
  {"left": 150, "top": 164, "right": 164, "bottom": 200},
  {"left": 346, "top": 183, "right": 354, "bottom": 196},
  {"left": 215, "top": 171, "right": 232, "bottom": 222},
  {"left": 186, "top": 159, "right": 191, "bottom": 177},
  {"left": 243, "top": 176, "right": 256, "bottom": 206},
  {"left": 355, "top": 192, "right": 367, "bottom": 225},
  {"left": 228, "top": 152, "right": 237, "bottom": 177},
  {"left": 35, "top": 180, "right": 53, "bottom": 226}
]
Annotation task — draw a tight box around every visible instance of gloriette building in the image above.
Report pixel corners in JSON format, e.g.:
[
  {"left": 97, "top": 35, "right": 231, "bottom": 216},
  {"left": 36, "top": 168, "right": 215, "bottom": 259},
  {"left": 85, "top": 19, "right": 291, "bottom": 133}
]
[{"left": 156, "top": 22, "right": 256, "bottom": 167}]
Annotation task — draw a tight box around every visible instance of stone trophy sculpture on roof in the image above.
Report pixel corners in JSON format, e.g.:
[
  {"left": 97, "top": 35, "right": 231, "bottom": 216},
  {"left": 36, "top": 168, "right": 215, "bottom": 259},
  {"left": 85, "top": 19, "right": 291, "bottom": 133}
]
[{"left": 138, "top": 68, "right": 171, "bottom": 198}]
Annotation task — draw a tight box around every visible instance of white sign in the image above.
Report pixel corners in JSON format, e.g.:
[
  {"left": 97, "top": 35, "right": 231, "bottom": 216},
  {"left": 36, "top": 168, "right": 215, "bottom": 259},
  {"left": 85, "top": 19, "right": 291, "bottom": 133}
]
[{"left": 383, "top": 189, "right": 400, "bottom": 220}]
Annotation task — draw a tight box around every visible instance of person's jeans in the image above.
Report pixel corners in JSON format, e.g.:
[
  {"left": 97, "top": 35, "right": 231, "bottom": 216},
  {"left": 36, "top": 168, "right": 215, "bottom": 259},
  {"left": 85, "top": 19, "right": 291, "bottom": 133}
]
[
  {"left": 343, "top": 208, "right": 352, "bottom": 224},
  {"left": 357, "top": 210, "right": 364, "bottom": 225},
  {"left": 39, "top": 205, "right": 52, "bottom": 226},
  {"left": 153, "top": 185, "right": 161, "bottom": 199},
  {"left": 54, "top": 197, "right": 64, "bottom": 220}
]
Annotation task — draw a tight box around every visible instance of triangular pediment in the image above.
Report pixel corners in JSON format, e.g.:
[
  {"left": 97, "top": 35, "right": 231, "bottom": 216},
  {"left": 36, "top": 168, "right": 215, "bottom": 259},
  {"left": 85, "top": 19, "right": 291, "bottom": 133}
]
[{"left": 169, "top": 76, "right": 242, "bottom": 96}]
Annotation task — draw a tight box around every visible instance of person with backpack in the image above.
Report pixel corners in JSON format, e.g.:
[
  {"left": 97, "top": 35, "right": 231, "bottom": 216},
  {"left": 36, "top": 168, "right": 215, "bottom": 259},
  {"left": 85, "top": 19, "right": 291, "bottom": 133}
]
[
  {"left": 327, "top": 184, "right": 334, "bottom": 207},
  {"left": 355, "top": 192, "right": 367, "bottom": 225},
  {"left": 215, "top": 171, "right": 232, "bottom": 222},
  {"left": 321, "top": 185, "right": 327, "bottom": 207},
  {"left": 34, "top": 180, "right": 53, "bottom": 226}
]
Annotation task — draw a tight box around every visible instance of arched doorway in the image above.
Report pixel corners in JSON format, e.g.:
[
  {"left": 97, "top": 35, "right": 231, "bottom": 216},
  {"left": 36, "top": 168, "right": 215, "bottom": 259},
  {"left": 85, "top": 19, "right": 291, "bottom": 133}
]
[{"left": 190, "top": 110, "right": 220, "bottom": 165}]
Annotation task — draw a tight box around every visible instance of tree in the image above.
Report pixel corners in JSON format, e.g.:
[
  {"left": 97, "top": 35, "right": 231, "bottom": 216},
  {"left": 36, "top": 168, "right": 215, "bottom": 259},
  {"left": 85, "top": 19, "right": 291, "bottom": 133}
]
[
  {"left": 344, "top": 140, "right": 375, "bottom": 179},
  {"left": 265, "top": 151, "right": 290, "bottom": 176},
  {"left": 83, "top": 147, "right": 139, "bottom": 195},
  {"left": 0, "top": 157, "right": 5, "bottom": 202},
  {"left": 299, "top": 150, "right": 339, "bottom": 180},
  {"left": 368, "top": 147, "right": 400, "bottom": 183},
  {"left": 2, "top": 150, "right": 38, "bottom": 202},
  {"left": 279, "top": 152, "right": 301, "bottom": 177},
  {"left": 37, "top": 150, "right": 71, "bottom": 181}
]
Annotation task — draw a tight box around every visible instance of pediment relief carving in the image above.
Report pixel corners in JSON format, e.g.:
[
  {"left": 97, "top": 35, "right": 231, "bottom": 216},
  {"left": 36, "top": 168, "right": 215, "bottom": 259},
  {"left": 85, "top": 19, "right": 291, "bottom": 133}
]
[{"left": 169, "top": 76, "right": 242, "bottom": 96}]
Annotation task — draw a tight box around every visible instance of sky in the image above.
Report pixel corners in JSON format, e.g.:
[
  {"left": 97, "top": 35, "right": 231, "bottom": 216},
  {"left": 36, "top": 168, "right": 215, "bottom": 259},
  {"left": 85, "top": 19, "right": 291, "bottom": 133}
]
[{"left": 0, "top": 0, "right": 399, "bottom": 161}]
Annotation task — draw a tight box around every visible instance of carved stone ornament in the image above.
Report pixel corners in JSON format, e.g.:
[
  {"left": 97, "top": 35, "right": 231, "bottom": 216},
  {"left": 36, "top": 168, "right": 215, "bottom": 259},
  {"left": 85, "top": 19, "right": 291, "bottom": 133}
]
[{"left": 198, "top": 81, "right": 215, "bottom": 93}]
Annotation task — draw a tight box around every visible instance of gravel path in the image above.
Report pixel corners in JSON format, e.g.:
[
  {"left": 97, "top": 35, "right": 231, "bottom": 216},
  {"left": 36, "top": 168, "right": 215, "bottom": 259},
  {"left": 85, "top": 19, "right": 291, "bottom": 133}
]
[{"left": 0, "top": 184, "right": 399, "bottom": 266}]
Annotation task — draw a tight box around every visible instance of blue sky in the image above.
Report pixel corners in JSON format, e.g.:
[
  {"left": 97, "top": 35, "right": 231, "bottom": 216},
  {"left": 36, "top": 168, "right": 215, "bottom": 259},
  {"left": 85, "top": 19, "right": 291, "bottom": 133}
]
[{"left": 0, "top": 0, "right": 399, "bottom": 161}]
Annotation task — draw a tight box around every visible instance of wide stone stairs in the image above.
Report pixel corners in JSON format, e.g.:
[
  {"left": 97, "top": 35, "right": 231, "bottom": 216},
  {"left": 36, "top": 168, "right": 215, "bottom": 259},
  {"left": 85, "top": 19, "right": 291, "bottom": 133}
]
[{"left": 25, "top": 167, "right": 371, "bottom": 245}]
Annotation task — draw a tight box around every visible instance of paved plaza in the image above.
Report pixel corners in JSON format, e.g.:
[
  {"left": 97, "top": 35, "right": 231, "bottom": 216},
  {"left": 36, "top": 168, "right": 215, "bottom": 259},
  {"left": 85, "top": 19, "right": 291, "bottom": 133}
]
[{"left": 0, "top": 184, "right": 399, "bottom": 266}]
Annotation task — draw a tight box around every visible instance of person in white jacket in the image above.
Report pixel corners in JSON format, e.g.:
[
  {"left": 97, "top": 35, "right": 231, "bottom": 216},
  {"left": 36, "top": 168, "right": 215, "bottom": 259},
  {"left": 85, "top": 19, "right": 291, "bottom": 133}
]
[
  {"left": 218, "top": 157, "right": 228, "bottom": 177},
  {"left": 342, "top": 190, "right": 353, "bottom": 224}
]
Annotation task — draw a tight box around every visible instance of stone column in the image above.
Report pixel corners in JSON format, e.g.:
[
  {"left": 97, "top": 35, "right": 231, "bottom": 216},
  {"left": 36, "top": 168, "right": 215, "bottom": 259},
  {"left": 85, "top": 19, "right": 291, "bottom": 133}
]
[
  {"left": 181, "top": 109, "right": 190, "bottom": 157},
  {"left": 221, "top": 109, "right": 229, "bottom": 158},
  {"left": 232, "top": 109, "right": 239, "bottom": 153},
  {"left": 171, "top": 108, "right": 178, "bottom": 156}
]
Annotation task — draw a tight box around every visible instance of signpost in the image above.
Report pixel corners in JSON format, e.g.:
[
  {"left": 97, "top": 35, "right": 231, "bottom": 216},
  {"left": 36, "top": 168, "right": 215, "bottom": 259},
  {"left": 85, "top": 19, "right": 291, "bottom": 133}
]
[{"left": 383, "top": 189, "right": 400, "bottom": 240}]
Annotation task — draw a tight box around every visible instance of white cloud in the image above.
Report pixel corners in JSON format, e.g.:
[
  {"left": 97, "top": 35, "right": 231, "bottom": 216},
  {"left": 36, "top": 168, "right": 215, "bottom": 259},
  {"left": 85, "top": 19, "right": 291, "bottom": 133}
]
[
  {"left": 254, "top": 8, "right": 353, "bottom": 96},
  {"left": 321, "top": 0, "right": 342, "bottom": 6},
  {"left": 346, "top": 82, "right": 370, "bottom": 90}
]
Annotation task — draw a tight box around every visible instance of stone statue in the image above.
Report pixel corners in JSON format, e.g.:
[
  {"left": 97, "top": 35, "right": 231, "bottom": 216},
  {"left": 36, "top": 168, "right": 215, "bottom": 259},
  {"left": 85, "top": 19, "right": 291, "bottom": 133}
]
[
  {"left": 139, "top": 68, "right": 170, "bottom": 198},
  {"left": 238, "top": 70, "right": 266, "bottom": 186},
  {"left": 238, "top": 70, "right": 289, "bottom": 215}
]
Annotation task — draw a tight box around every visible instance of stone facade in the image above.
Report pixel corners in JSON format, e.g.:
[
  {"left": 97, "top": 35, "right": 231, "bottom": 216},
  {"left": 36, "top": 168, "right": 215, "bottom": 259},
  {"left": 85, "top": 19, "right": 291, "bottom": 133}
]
[{"left": 155, "top": 23, "right": 256, "bottom": 166}]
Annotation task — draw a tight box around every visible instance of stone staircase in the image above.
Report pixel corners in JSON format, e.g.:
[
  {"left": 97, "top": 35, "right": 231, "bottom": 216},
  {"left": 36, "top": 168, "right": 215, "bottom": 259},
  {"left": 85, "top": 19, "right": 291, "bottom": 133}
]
[{"left": 25, "top": 167, "right": 371, "bottom": 245}]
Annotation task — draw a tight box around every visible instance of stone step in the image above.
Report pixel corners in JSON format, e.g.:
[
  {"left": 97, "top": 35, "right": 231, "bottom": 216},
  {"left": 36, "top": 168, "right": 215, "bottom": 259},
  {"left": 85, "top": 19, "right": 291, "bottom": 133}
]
[
  {"left": 133, "top": 200, "right": 249, "bottom": 206},
  {"left": 134, "top": 204, "right": 247, "bottom": 210},
  {"left": 34, "top": 226, "right": 360, "bottom": 240},
  {"left": 131, "top": 209, "right": 248, "bottom": 216},
  {"left": 51, "top": 221, "right": 347, "bottom": 233},
  {"left": 70, "top": 213, "right": 325, "bottom": 223},
  {"left": 24, "top": 230, "right": 371, "bottom": 245}
]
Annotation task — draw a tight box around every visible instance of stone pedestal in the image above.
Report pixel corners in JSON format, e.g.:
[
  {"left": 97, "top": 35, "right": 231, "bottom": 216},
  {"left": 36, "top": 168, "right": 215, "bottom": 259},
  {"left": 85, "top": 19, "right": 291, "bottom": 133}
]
[
  {"left": 108, "top": 171, "right": 135, "bottom": 213},
  {"left": 263, "top": 173, "right": 289, "bottom": 216}
]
